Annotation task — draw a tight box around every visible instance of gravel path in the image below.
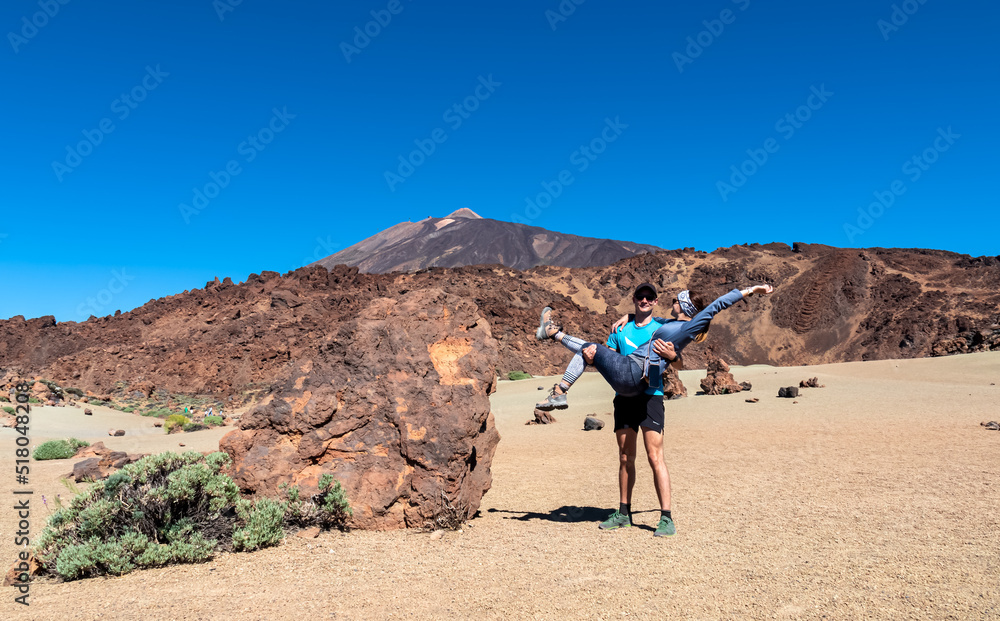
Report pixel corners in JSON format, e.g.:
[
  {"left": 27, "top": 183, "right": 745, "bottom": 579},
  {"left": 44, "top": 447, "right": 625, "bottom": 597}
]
[{"left": 2, "top": 352, "right": 998, "bottom": 620}]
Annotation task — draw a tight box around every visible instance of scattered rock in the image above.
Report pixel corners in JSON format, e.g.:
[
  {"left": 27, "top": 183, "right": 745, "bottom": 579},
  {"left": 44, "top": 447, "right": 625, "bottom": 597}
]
[
  {"left": 74, "top": 441, "right": 110, "bottom": 459},
  {"left": 981, "top": 421, "right": 999, "bottom": 431},
  {"left": 153, "top": 421, "right": 163, "bottom": 427},
  {"left": 113, "top": 429, "right": 125, "bottom": 436},
  {"left": 178, "top": 443, "right": 186, "bottom": 447},
  {"left": 529, "top": 408, "right": 557, "bottom": 425},
  {"left": 73, "top": 451, "right": 131, "bottom": 482},
  {"left": 3, "top": 553, "right": 40, "bottom": 587},
  {"left": 583, "top": 416, "right": 605, "bottom": 431},
  {"left": 430, "top": 529, "right": 445, "bottom": 540},
  {"left": 778, "top": 386, "right": 799, "bottom": 398},
  {"left": 663, "top": 365, "right": 687, "bottom": 399},
  {"left": 537, "top": 386, "right": 545, "bottom": 390},
  {"left": 799, "top": 377, "right": 825, "bottom": 388},
  {"left": 793, "top": 401, "right": 799, "bottom": 404},
  {"left": 699, "top": 352, "right": 748, "bottom": 395},
  {"left": 296, "top": 526, "right": 321, "bottom": 539},
  {"left": 84, "top": 408, "right": 93, "bottom": 415},
  {"left": 745, "top": 398, "right": 759, "bottom": 403}
]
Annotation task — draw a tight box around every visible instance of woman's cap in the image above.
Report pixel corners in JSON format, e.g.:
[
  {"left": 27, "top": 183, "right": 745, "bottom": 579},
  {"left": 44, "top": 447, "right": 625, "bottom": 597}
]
[{"left": 634, "top": 283, "right": 657, "bottom": 299}]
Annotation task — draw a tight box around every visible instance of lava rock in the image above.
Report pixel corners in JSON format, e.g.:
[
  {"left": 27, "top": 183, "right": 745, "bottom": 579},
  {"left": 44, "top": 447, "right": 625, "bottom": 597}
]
[
  {"left": 583, "top": 416, "right": 605, "bottom": 431},
  {"left": 778, "top": 386, "right": 800, "bottom": 398},
  {"left": 699, "top": 352, "right": 748, "bottom": 395}
]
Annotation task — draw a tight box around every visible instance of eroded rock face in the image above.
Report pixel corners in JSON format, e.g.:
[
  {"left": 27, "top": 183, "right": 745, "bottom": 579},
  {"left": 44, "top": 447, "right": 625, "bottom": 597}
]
[{"left": 221, "top": 289, "right": 501, "bottom": 530}]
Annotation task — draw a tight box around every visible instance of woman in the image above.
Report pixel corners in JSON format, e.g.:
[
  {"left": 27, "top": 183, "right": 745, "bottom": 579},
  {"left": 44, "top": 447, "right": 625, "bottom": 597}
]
[{"left": 535, "top": 284, "right": 773, "bottom": 405}]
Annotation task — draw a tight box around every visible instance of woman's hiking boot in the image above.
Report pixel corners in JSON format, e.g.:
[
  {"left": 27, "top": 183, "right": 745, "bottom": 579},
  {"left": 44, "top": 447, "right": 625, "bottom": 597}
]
[
  {"left": 535, "top": 307, "right": 561, "bottom": 341},
  {"left": 535, "top": 385, "right": 568, "bottom": 410}
]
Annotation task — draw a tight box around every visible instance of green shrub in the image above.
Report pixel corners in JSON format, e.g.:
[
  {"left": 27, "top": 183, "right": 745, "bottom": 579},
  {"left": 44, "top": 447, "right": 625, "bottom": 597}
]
[
  {"left": 143, "top": 408, "right": 174, "bottom": 418},
  {"left": 88, "top": 399, "right": 105, "bottom": 406},
  {"left": 232, "top": 498, "right": 286, "bottom": 551},
  {"left": 28, "top": 397, "right": 41, "bottom": 404},
  {"left": 32, "top": 451, "right": 351, "bottom": 581},
  {"left": 281, "top": 474, "right": 352, "bottom": 531},
  {"left": 2, "top": 406, "right": 14, "bottom": 415},
  {"left": 507, "top": 371, "right": 532, "bottom": 381},
  {"left": 182, "top": 423, "right": 208, "bottom": 433},
  {"left": 34, "top": 439, "right": 88, "bottom": 461},
  {"left": 64, "top": 387, "right": 85, "bottom": 397},
  {"left": 123, "top": 406, "right": 135, "bottom": 413},
  {"left": 203, "top": 416, "right": 224, "bottom": 426},
  {"left": 163, "top": 414, "right": 190, "bottom": 433},
  {"left": 0, "top": 395, "right": 9, "bottom": 402}
]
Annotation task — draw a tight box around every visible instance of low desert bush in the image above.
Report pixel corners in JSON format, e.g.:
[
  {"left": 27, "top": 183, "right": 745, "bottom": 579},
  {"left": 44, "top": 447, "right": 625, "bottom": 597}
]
[
  {"left": 506, "top": 371, "right": 532, "bottom": 381},
  {"left": 0, "top": 395, "right": 9, "bottom": 402},
  {"left": 32, "top": 451, "right": 352, "bottom": 581},
  {"left": 2, "top": 406, "right": 14, "bottom": 415},
  {"left": 28, "top": 396, "right": 41, "bottom": 404},
  {"left": 64, "top": 387, "right": 85, "bottom": 397},
  {"left": 33, "top": 439, "right": 90, "bottom": 461},
  {"left": 182, "top": 423, "right": 208, "bottom": 433},
  {"left": 143, "top": 408, "right": 174, "bottom": 418},
  {"left": 203, "top": 415, "right": 224, "bottom": 426},
  {"left": 163, "top": 414, "right": 190, "bottom": 433},
  {"left": 280, "top": 474, "right": 352, "bottom": 531}
]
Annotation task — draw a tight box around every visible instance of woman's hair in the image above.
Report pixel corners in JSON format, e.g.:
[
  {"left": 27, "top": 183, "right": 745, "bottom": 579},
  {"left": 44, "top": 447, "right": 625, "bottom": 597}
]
[{"left": 686, "top": 289, "right": 711, "bottom": 342}]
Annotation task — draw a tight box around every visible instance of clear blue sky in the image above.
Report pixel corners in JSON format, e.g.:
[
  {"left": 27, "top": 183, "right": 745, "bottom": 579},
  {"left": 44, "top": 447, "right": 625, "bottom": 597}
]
[{"left": 1, "top": 0, "right": 997, "bottom": 322}]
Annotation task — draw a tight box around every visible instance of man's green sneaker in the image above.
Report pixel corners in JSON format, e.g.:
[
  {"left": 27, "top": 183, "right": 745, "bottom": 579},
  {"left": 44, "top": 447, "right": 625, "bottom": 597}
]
[
  {"left": 654, "top": 515, "right": 676, "bottom": 537},
  {"left": 598, "top": 510, "right": 631, "bottom": 530}
]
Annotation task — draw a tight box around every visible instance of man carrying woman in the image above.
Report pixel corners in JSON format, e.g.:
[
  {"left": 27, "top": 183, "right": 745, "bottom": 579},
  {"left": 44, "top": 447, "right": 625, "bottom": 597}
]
[{"left": 535, "top": 281, "right": 774, "bottom": 536}]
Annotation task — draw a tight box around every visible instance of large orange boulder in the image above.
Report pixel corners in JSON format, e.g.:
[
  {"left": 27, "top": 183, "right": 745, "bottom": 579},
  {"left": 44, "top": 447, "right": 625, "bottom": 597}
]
[{"left": 221, "top": 289, "right": 500, "bottom": 530}]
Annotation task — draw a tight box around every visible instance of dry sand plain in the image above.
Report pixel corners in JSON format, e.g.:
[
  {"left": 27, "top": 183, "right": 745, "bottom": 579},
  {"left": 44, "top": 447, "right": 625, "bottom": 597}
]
[{"left": 2, "top": 352, "right": 999, "bottom": 620}]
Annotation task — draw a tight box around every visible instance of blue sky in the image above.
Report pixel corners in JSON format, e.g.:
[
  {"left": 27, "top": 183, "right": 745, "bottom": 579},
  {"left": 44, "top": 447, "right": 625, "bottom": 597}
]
[{"left": 1, "top": 0, "right": 997, "bottom": 322}]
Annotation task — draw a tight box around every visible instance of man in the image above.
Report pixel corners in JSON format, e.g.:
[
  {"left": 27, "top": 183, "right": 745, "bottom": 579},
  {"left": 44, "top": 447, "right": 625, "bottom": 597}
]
[{"left": 582, "top": 282, "right": 679, "bottom": 537}]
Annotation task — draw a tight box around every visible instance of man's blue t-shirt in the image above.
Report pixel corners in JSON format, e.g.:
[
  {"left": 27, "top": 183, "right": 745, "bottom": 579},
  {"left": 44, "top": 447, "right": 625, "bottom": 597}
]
[{"left": 606, "top": 320, "right": 663, "bottom": 396}]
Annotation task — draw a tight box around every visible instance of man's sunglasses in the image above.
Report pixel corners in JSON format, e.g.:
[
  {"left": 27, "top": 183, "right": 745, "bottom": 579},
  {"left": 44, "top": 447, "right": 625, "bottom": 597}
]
[{"left": 634, "top": 293, "right": 657, "bottom": 302}]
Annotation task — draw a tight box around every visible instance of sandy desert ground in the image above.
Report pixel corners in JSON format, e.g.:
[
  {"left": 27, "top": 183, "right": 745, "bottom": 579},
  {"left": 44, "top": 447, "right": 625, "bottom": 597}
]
[{"left": 1, "top": 351, "right": 998, "bottom": 620}]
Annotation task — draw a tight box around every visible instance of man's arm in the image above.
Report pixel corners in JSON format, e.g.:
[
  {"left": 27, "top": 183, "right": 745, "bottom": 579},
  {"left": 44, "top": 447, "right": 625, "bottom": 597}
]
[{"left": 652, "top": 339, "right": 681, "bottom": 369}]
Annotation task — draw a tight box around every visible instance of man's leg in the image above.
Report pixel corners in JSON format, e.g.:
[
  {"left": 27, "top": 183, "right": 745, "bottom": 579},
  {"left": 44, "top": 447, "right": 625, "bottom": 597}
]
[
  {"left": 641, "top": 426, "right": 671, "bottom": 511},
  {"left": 600, "top": 426, "right": 637, "bottom": 530},
  {"left": 643, "top": 425, "right": 677, "bottom": 537}
]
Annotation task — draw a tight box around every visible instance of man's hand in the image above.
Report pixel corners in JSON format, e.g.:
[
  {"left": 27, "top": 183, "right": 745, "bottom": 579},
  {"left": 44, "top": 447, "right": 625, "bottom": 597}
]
[
  {"left": 582, "top": 343, "right": 598, "bottom": 364},
  {"left": 652, "top": 339, "right": 676, "bottom": 360},
  {"left": 610, "top": 314, "right": 633, "bottom": 333}
]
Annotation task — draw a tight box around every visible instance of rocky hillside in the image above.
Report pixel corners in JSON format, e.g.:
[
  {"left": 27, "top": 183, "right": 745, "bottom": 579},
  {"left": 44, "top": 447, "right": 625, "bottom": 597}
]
[
  {"left": 312, "top": 208, "right": 662, "bottom": 273},
  {"left": 2, "top": 243, "right": 998, "bottom": 400}
]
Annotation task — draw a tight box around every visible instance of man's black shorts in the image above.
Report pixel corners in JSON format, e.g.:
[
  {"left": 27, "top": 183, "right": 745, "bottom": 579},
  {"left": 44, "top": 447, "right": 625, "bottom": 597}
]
[{"left": 613, "top": 393, "right": 665, "bottom": 433}]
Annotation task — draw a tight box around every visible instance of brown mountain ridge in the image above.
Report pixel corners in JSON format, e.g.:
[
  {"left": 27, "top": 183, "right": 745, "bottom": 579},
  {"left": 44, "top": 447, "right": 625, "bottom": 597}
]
[{"left": 3, "top": 243, "right": 998, "bottom": 402}]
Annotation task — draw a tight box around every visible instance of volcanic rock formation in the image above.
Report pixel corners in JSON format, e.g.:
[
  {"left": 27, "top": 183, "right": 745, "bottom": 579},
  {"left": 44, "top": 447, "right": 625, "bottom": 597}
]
[
  {"left": 220, "top": 288, "right": 500, "bottom": 530},
  {"left": 699, "top": 353, "right": 750, "bottom": 395}
]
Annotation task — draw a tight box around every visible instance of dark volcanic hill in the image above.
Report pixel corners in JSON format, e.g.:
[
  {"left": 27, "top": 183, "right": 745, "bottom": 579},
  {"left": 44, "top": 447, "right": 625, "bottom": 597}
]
[
  {"left": 312, "top": 208, "right": 662, "bottom": 273},
  {"left": 2, "top": 244, "right": 998, "bottom": 404}
]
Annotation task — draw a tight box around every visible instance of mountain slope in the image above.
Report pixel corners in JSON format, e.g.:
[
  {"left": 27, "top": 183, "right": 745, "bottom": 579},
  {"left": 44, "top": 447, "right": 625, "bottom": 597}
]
[
  {"left": 2, "top": 244, "right": 998, "bottom": 405},
  {"left": 312, "top": 209, "right": 662, "bottom": 273}
]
